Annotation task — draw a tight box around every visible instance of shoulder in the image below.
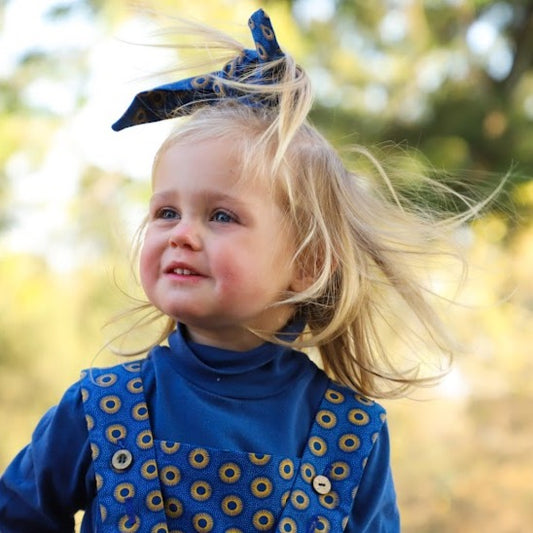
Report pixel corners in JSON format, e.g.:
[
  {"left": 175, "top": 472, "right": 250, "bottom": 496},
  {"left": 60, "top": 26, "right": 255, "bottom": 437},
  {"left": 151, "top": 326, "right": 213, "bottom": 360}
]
[
  {"left": 308, "top": 380, "right": 388, "bottom": 465},
  {"left": 78, "top": 359, "right": 154, "bottom": 427},
  {"left": 322, "top": 380, "right": 387, "bottom": 423},
  {"left": 80, "top": 358, "right": 146, "bottom": 381},
  {"left": 79, "top": 358, "right": 153, "bottom": 394},
  {"left": 315, "top": 381, "right": 389, "bottom": 464}
]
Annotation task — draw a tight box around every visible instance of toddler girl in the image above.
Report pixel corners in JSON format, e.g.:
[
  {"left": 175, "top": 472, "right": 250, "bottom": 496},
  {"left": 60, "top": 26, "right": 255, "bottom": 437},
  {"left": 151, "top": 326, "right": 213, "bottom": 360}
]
[{"left": 0, "top": 8, "right": 463, "bottom": 532}]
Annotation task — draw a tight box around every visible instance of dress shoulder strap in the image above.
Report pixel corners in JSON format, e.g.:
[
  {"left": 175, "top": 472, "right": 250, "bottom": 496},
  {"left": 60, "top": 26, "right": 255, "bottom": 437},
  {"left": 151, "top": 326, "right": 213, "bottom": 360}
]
[
  {"left": 80, "top": 362, "right": 169, "bottom": 533},
  {"left": 276, "top": 380, "right": 387, "bottom": 532}
]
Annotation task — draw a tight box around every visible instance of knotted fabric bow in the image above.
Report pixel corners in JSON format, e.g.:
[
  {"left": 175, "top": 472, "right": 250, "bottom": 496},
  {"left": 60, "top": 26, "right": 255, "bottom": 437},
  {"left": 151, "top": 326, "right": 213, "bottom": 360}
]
[{"left": 112, "top": 9, "right": 284, "bottom": 131}]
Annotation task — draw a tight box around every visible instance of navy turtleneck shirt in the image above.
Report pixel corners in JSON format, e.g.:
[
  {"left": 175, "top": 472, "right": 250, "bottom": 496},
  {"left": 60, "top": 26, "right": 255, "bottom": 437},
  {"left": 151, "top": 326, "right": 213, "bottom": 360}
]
[
  {"left": 0, "top": 324, "right": 399, "bottom": 532},
  {"left": 144, "top": 324, "right": 329, "bottom": 457}
]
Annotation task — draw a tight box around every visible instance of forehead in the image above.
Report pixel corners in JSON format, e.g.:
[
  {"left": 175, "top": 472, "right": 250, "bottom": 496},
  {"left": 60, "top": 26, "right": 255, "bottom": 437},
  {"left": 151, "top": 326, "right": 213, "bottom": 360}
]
[{"left": 153, "top": 137, "right": 276, "bottom": 197}]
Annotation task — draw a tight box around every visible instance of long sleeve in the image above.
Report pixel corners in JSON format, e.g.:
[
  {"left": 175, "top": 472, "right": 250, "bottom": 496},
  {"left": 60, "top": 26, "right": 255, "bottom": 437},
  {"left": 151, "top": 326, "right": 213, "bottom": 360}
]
[
  {"left": 345, "top": 421, "right": 400, "bottom": 532},
  {"left": 0, "top": 382, "right": 94, "bottom": 533}
]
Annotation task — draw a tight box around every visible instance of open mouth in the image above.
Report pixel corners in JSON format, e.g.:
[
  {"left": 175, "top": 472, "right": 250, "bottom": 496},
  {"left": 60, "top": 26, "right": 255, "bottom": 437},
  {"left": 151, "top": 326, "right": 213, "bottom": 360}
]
[{"left": 173, "top": 268, "right": 197, "bottom": 276}]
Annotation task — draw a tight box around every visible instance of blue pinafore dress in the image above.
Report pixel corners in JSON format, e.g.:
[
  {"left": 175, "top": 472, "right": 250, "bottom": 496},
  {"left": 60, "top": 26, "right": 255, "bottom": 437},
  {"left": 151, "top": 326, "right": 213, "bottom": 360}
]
[{"left": 81, "top": 361, "right": 386, "bottom": 533}]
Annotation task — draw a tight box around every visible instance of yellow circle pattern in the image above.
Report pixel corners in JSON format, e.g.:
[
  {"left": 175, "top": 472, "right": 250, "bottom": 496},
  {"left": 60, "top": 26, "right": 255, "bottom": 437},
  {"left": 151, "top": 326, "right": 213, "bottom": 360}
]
[
  {"left": 279, "top": 458, "right": 295, "bottom": 480},
  {"left": 126, "top": 377, "right": 143, "bottom": 394},
  {"left": 105, "top": 424, "right": 126, "bottom": 444},
  {"left": 95, "top": 373, "right": 117, "bottom": 387},
  {"left": 136, "top": 429, "right": 153, "bottom": 449},
  {"left": 219, "top": 462, "right": 241, "bottom": 484},
  {"left": 118, "top": 514, "right": 140, "bottom": 533},
  {"left": 314, "top": 516, "right": 331, "bottom": 533},
  {"left": 250, "top": 477, "right": 273, "bottom": 498},
  {"left": 279, "top": 517, "right": 297, "bottom": 533},
  {"left": 192, "top": 512, "right": 213, "bottom": 533},
  {"left": 329, "top": 461, "right": 350, "bottom": 481},
  {"left": 348, "top": 408, "right": 370, "bottom": 426},
  {"left": 100, "top": 395, "right": 121, "bottom": 414},
  {"left": 161, "top": 441, "right": 180, "bottom": 455},
  {"left": 325, "top": 389, "right": 345, "bottom": 404},
  {"left": 338, "top": 433, "right": 361, "bottom": 452},
  {"left": 355, "top": 394, "right": 374, "bottom": 406},
  {"left": 221, "top": 495, "right": 243, "bottom": 517},
  {"left": 159, "top": 465, "right": 181, "bottom": 487},
  {"left": 281, "top": 490, "right": 291, "bottom": 508},
  {"left": 300, "top": 462, "right": 316, "bottom": 483},
  {"left": 319, "top": 491, "right": 340, "bottom": 510},
  {"left": 85, "top": 414, "right": 94, "bottom": 430},
  {"left": 151, "top": 524, "right": 168, "bottom": 533},
  {"left": 308, "top": 436, "right": 328, "bottom": 457},
  {"left": 165, "top": 497, "right": 183, "bottom": 519},
  {"left": 132, "top": 402, "right": 149, "bottom": 421},
  {"left": 123, "top": 362, "right": 141, "bottom": 373},
  {"left": 191, "top": 480, "right": 212, "bottom": 502},
  {"left": 114, "top": 482, "right": 135, "bottom": 503},
  {"left": 189, "top": 448, "right": 210, "bottom": 469},
  {"left": 146, "top": 490, "right": 164, "bottom": 511},
  {"left": 248, "top": 453, "right": 271, "bottom": 466},
  {"left": 90, "top": 442, "right": 99, "bottom": 460},
  {"left": 252, "top": 510, "right": 275, "bottom": 531},
  {"left": 316, "top": 409, "right": 337, "bottom": 429},
  {"left": 291, "top": 489, "right": 310, "bottom": 510},
  {"left": 141, "top": 459, "right": 158, "bottom": 480}
]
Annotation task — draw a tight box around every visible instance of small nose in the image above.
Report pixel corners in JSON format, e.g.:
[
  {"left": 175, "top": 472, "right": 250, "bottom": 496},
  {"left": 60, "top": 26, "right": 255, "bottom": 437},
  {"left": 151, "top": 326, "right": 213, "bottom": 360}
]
[{"left": 168, "top": 220, "right": 202, "bottom": 250}]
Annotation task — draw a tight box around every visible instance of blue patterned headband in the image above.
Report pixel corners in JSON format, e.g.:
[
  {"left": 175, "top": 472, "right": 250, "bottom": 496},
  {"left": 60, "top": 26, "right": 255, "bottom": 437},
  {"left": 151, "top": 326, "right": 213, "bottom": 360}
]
[{"left": 112, "top": 9, "right": 284, "bottom": 131}]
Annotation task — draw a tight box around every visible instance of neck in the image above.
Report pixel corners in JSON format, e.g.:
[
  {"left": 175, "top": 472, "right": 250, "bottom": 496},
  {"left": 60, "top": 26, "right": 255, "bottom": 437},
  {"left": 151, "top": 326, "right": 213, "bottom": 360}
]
[
  {"left": 183, "top": 324, "right": 265, "bottom": 351},
  {"left": 181, "top": 307, "right": 297, "bottom": 351}
]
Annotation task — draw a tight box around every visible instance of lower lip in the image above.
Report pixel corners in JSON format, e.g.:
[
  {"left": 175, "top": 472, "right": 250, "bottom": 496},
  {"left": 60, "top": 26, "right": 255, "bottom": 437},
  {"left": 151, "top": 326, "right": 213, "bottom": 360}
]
[{"left": 166, "top": 272, "right": 205, "bottom": 282}]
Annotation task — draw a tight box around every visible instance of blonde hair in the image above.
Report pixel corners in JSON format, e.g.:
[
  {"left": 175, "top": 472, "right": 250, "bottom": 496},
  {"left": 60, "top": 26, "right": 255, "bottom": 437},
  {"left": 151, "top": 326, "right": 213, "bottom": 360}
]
[{"left": 114, "top": 15, "right": 487, "bottom": 398}]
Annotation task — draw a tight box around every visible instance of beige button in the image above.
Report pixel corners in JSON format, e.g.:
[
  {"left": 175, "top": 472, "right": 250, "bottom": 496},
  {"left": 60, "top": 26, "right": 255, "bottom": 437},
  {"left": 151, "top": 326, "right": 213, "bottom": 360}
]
[
  {"left": 111, "top": 449, "right": 133, "bottom": 472},
  {"left": 312, "top": 474, "right": 332, "bottom": 495}
]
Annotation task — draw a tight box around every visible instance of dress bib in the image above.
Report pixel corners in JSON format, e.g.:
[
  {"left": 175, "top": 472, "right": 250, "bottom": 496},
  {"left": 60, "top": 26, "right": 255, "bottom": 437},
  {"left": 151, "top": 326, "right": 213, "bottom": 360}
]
[{"left": 81, "top": 361, "right": 386, "bottom": 532}]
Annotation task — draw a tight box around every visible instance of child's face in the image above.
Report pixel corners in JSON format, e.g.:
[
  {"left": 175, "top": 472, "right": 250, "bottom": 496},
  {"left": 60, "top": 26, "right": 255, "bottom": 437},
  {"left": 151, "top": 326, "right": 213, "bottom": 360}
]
[{"left": 140, "top": 137, "right": 302, "bottom": 350}]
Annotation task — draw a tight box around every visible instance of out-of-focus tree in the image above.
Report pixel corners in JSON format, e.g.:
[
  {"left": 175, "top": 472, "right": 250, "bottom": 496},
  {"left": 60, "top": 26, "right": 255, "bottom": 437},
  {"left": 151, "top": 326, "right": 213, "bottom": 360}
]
[{"left": 279, "top": 0, "right": 533, "bottom": 226}]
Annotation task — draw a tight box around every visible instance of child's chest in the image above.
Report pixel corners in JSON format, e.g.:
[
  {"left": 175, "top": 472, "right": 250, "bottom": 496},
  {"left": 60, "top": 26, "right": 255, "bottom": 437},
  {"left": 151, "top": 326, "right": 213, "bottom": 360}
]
[{"left": 81, "top": 363, "right": 385, "bottom": 532}]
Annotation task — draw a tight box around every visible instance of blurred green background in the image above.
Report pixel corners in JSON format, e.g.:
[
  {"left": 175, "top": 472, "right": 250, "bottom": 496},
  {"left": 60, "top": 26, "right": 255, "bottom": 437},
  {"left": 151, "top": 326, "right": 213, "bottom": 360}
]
[{"left": 1, "top": 1, "right": 532, "bottom": 531}]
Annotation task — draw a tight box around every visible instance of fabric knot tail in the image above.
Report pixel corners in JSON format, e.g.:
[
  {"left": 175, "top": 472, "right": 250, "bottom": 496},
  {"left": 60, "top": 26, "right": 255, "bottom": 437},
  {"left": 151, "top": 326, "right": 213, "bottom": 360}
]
[
  {"left": 247, "top": 8, "right": 284, "bottom": 62},
  {"left": 111, "top": 8, "right": 284, "bottom": 131}
]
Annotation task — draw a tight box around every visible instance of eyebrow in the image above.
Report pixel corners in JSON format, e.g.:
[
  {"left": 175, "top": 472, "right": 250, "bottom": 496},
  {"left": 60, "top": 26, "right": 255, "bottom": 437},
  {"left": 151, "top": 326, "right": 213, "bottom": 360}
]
[{"left": 149, "top": 189, "right": 249, "bottom": 209}]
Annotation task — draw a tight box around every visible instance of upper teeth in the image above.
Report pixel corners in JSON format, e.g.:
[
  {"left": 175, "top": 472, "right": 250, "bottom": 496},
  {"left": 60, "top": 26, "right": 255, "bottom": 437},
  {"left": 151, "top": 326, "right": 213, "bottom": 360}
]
[{"left": 174, "top": 268, "right": 194, "bottom": 275}]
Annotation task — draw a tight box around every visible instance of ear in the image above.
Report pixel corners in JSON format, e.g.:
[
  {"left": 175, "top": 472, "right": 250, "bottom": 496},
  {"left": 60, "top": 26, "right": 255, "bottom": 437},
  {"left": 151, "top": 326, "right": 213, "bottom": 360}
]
[
  {"left": 289, "top": 250, "right": 338, "bottom": 294},
  {"left": 290, "top": 275, "right": 314, "bottom": 293},
  {"left": 289, "top": 262, "right": 316, "bottom": 293}
]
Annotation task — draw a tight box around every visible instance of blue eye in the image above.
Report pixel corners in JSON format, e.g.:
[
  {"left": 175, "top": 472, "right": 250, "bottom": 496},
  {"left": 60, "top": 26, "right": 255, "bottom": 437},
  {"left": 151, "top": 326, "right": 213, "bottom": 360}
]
[
  {"left": 211, "top": 210, "right": 235, "bottom": 223},
  {"left": 157, "top": 207, "right": 179, "bottom": 220}
]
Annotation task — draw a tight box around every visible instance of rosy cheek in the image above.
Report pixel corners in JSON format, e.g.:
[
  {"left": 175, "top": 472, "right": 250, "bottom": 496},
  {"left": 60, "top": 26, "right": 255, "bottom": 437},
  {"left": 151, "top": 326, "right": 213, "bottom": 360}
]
[
  {"left": 139, "top": 245, "right": 156, "bottom": 291},
  {"left": 210, "top": 255, "right": 242, "bottom": 290},
  {"left": 217, "top": 260, "right": 268, "bottom": 301},
  {"left": 214, "top": 266, "right": 238, "bottom": 288}
]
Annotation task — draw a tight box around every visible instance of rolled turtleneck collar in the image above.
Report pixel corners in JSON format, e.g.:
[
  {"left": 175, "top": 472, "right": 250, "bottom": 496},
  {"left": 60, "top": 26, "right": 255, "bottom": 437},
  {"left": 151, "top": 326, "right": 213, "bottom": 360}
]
[{"left": 164, "top": 321, "right": 315, "bottom": 400}]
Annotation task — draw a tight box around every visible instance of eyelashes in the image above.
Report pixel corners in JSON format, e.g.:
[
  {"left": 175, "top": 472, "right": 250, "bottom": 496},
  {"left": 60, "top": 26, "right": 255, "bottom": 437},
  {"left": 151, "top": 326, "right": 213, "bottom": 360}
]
[
  {"left": 152, "top": 206, "right": 239, "bottom": 224},
  {"left": 211, "top": 209, "right": 237, "bottom": 223},
  {"left": 155, "top": 207, "right": 179, "bottom": 220}
]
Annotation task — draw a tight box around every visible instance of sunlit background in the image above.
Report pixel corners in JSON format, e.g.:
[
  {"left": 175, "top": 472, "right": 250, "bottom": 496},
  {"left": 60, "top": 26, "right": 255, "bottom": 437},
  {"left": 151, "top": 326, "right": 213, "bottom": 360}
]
[{"left": 1, "top": 0, "right": 532, "bottom": 531}]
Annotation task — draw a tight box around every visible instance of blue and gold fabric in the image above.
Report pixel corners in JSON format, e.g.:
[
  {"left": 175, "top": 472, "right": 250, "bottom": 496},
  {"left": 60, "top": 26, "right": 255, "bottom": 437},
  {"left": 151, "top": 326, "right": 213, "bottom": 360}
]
[
  {"left": 112, "top": 9, "right": 285, "bottom": 132},
  {"left": 81, "top": 363, "right": 386, "bottom": 532}
]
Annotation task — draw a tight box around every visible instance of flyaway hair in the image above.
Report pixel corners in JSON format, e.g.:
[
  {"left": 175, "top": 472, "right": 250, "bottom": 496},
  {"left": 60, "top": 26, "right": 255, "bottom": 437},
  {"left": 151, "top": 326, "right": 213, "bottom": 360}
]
[{"left": 111, "top": 9, "right": 492, "bottom": 398}]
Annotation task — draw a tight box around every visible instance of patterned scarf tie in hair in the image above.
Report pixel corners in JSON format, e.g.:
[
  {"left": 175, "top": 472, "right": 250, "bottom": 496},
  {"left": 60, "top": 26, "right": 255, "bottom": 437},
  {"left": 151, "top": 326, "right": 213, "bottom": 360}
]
[{"left": 112, "top": 9, "right": 284, "bottom": 131}]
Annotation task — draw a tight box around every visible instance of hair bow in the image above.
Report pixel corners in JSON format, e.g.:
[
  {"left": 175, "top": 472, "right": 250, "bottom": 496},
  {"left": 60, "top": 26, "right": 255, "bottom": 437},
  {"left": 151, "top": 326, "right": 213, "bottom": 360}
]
[{"left": 112, "top": 9, "right": 284, "bottom": 131}]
